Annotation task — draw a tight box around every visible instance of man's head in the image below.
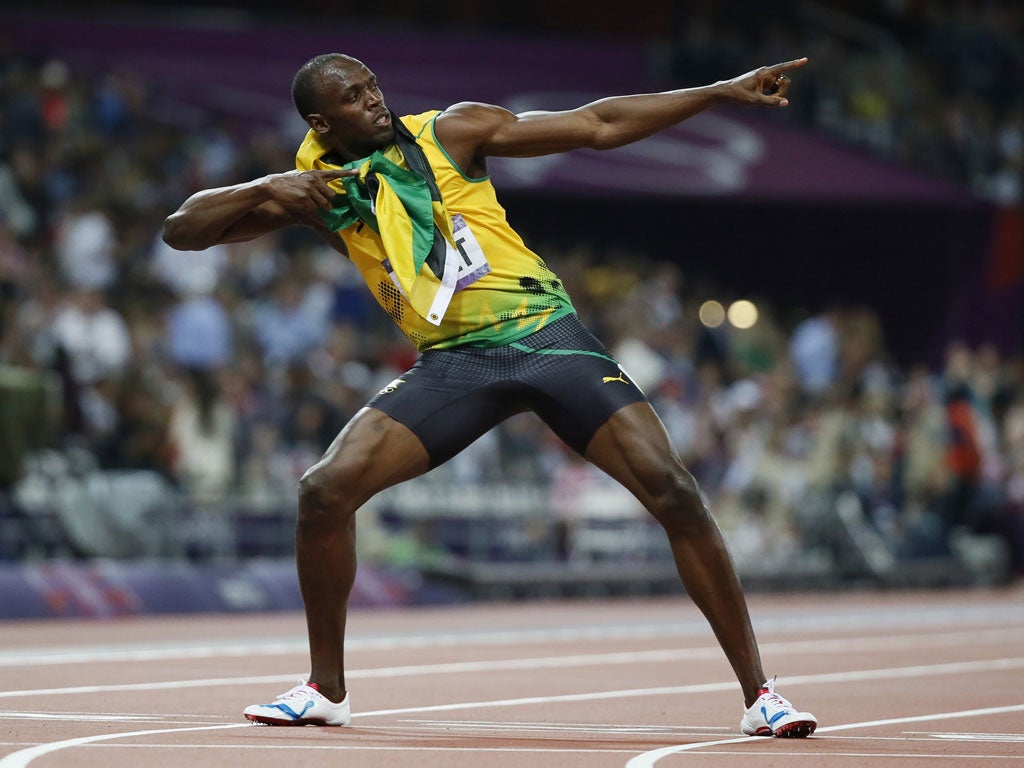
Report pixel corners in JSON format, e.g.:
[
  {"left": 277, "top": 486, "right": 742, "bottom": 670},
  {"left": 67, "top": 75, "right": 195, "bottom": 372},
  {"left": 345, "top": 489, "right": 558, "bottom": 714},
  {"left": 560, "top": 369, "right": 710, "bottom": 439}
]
[{"left": 292, "top": 54, "right": 394, "bottom": 162}]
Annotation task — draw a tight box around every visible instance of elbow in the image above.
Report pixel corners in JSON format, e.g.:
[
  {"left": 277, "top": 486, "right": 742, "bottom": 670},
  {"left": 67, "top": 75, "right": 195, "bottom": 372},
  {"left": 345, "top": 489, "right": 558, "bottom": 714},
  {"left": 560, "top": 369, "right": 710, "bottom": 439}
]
[
  {"left": 587, "top": 123, "right": 626, "bottom": 152},
  {"left": 162, "top": 213, "right": 201, "bottom": 251},
  {"left": 589, "top": 135, "right": 621, "bottom": 152}
]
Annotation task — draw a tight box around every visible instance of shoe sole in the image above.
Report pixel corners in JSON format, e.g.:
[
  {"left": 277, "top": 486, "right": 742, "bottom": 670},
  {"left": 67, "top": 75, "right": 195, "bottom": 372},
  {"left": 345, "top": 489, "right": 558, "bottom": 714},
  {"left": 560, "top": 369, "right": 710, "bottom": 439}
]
[
  {"left": 773, "top": 720, "right": 817, "bottom": 738},
  {"left": 245, "top": 713, "right": 348, "bottom": 726}
]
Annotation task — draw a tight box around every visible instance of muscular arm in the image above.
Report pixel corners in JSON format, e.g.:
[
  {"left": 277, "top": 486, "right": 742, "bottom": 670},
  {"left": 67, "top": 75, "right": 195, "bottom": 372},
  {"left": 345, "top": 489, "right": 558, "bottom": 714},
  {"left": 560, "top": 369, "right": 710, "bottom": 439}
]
[
  {"left": 162, "top": 169, "right": 355, "bottom": 252},
  {"left": 436, "top": 58, "right": 807, "bottom": 174}
]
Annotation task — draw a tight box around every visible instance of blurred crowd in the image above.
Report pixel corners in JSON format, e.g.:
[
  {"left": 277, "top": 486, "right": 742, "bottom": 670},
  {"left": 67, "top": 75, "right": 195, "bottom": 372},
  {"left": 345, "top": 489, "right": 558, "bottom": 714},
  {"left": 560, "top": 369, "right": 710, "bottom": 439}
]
[
  {"left": 663, "top": 0, "right": 1024, "bottom": 205},
  {"left": 0, "top": 3, "right": 1022, "bottom": 575}
]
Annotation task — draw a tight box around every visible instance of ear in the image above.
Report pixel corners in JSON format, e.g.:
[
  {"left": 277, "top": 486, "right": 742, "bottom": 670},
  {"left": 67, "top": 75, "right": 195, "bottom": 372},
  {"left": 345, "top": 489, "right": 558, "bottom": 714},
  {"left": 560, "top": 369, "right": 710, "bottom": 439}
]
[{"left": 307, "top": 113, "right": 329, "bottom": 134}]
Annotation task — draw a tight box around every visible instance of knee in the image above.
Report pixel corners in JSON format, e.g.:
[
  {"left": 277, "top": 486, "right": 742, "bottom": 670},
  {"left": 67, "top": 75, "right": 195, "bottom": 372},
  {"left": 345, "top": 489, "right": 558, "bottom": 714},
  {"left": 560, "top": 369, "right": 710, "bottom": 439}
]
[
  {"left": 297, "top": 462, "right": 357, "bottom": 534},
  {"left": 645, "top": 465, "right": 714, "bottom": 537}
]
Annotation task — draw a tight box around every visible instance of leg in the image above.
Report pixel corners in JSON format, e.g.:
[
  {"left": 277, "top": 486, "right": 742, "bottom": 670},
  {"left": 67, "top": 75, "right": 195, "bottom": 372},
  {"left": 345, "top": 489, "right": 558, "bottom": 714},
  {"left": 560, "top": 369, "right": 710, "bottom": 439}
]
[
  {"left": 297, "top": 406, "right": 429, "bottom": 702},
  {"left": 584, "top": 402, "right": 767, "bottom": 706}
]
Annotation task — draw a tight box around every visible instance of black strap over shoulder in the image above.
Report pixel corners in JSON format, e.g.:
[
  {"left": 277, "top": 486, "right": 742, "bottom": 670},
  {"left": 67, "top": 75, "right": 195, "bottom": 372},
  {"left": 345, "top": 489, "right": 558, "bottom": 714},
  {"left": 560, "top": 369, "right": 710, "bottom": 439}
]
[{"left": 391, "top": 111, "right": 447, "bottom": 278}]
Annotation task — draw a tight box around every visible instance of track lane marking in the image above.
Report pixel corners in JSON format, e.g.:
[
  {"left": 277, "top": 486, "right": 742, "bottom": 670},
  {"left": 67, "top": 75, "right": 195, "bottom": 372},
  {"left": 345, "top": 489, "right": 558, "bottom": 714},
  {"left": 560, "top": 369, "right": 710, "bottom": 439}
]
[
  {"left": 625, "top": 703, "right": 1024, "bottom": 767},
  {"left": 0, "top": 724, "right": 251, "bottom": 768},
  {"left": 1, "top": 622, "right": 1020, "bottom": 667},
  {"left": 2, "top": 659, "right": 1023, "bottom": 768},
  {"left": 8, "top": 742, "right": 1024, "bottom": 758},
  {"left": 3, "top": 653, "right": 1023, "bottom": 701},
  {"left": 653, "top": 750, "right": 1024, "bottom": 760}
]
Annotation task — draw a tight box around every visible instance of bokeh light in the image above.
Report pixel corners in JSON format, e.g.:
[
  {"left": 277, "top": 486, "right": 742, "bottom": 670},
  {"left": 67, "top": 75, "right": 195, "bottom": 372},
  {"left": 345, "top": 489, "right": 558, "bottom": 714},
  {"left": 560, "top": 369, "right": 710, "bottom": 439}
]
[
  {"left": 727, "top": 299, "right": 759, "bottom": 329},
  {"left": 698, "top": 300, "right": 726, "bottom": 328}
]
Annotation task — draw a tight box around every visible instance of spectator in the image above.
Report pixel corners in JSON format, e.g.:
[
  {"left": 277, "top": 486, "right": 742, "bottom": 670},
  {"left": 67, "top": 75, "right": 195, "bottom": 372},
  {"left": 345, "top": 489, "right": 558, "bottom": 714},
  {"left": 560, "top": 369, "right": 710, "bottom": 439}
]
[
  {"left": 252, "top": 274, "right": 331, "bottom": 366},
  {"left": 53, "top": 198, "right": 118, "bottom": 290},
  {"left": 165, "top": 289, "right": 233, "bottom": 370},
  {"left": 49, "top": 287, "right": 131, "bottom": 385},
  {"left": 790, "top": 310, "right": 839, "bottom": 395},
  {"left": 167, "top": 368, "right": 236, "bottom": 500}
]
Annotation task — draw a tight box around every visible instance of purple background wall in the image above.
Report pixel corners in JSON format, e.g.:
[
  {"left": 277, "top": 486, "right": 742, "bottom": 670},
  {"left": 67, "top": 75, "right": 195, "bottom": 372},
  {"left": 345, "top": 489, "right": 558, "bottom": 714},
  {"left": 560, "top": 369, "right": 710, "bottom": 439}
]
[
  {"left": 0, "top": 561, "right": 456, "bottom": 619},
  {"left": 9, "top": 13, "right": 972, "bottom": 205}
]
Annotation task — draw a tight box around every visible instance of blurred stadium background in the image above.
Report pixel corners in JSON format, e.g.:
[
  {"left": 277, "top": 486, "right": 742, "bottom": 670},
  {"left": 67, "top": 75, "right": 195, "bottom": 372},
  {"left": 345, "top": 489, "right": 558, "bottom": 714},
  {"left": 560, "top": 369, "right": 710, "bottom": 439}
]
[{"left": 1, "top": 0, "right": 1021, "bottom": 617}]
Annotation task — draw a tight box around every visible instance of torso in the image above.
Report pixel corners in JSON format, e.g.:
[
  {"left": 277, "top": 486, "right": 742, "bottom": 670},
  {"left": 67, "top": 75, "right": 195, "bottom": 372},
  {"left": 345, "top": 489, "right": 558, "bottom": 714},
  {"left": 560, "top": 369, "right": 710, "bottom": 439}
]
[{"left": 299, "top": 111, "right": 575, "bottom": 351}]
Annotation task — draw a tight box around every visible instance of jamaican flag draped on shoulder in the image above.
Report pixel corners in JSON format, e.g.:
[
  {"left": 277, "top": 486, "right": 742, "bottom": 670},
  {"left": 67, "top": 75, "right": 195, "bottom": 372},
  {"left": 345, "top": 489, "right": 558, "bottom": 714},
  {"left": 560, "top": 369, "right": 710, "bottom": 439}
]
[{"left": 295, "top": 113, "right": 457, "bottom": 326}]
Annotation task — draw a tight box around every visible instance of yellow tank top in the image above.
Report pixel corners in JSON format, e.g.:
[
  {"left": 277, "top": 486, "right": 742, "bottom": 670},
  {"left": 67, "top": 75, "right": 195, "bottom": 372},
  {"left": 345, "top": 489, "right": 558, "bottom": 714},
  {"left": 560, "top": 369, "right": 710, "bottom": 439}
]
[{"left": 295, "top": 111, "right": 574, "bottom": 351}]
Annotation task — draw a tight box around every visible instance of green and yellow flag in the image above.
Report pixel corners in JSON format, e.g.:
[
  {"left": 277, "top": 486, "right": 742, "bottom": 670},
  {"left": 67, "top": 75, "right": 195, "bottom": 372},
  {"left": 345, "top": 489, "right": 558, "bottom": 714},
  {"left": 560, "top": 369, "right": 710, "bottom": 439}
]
[{"left": 295, "top": 121, "right": 456, "bottom": 325}]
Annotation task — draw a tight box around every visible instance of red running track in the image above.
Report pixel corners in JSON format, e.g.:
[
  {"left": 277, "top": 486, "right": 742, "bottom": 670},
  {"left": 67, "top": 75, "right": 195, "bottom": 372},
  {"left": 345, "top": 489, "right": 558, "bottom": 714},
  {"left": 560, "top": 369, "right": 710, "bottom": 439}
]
[{"left": 0, "top": 587, "right": 1022, "bottom": 767}]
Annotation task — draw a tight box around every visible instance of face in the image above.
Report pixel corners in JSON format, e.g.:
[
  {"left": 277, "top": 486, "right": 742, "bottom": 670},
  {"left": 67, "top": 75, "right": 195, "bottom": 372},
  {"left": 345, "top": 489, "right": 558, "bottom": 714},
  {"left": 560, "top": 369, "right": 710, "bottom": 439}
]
[{"left": 307, "top": 58, "right": 394, "bottom": 161}]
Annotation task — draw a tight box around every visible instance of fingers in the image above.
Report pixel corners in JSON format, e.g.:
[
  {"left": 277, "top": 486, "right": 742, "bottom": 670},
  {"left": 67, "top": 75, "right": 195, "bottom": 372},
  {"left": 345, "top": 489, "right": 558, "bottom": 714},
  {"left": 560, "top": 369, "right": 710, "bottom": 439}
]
[
  {"left": 315, "top": 168, "right": 360, "bottom": 180},
  {"left": 308, "top": 185, "right": 335, "bottom": 210},
  {"left": 301, "top": 169, "right": 357, "bottom": 210},
  {"left": 762, "top": 74, "right": 790, "bottom": 95},
  {"left": 311, "top": 169, "right": 357, "bottom": 208},
  {"left": 267, "top": 170, "right": 344, "bottom": 212},
  {"left": 760, "top": 57, "right": 807, "bottom": 106},
  {"left": 773, "top": 56, "right": 809, "bottom": 74}
]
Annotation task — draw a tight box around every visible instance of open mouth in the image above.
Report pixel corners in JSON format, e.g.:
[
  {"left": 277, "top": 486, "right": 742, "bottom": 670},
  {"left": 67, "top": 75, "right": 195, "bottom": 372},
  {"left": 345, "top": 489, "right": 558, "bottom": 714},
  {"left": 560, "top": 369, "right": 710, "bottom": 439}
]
[{"left": 372, "top": 112, "right": 391, "bottom": 128}]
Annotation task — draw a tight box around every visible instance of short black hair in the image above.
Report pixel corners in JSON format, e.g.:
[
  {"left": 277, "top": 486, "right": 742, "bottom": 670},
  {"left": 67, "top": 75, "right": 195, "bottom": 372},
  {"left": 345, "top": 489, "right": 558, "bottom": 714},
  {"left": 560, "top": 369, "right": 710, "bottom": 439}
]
[{"left": 292, "top": 53, "right": 353, "bottom": 118}]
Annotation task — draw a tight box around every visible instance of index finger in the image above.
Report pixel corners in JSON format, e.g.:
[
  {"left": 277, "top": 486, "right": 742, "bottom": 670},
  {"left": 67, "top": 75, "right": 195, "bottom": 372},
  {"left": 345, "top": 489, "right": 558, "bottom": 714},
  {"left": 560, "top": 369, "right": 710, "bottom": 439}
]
[
  {"left": 315, "top": 168, "right": 360, "bottom": 179},
  {"left": 772, "top": 57, "right": 809, "bottom": 74}
]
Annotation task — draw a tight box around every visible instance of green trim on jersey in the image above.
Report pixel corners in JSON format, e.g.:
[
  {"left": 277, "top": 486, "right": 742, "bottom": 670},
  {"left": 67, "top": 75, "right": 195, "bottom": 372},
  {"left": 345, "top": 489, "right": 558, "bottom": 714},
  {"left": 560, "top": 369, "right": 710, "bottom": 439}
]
[
  {"left": 450, "top": 304, "right": 577, "bottom": 349},
  {"left": 429, "top": 114, "right": 490, "bottom": 184},
  {"left": 507, "top": 340, "right": 618, "bottom": 362}
]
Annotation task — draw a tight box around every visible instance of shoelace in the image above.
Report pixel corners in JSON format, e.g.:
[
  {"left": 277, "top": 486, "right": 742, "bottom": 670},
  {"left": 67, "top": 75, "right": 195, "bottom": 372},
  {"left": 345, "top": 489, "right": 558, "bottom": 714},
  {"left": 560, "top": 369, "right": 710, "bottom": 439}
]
[
  {"left": 758, "top": 677, "right": 796, "bottom": 715},
  {"left": 762, "top": 692, "right": 794, "bottom": 710},
  {"left": 272, "top": 681, "right": 317, "bottom": 705}
]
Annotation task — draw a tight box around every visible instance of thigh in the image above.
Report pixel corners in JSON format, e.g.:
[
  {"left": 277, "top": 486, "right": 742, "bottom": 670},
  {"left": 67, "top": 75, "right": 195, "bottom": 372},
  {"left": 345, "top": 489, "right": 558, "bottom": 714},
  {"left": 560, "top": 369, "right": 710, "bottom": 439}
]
[
  {"left": 583, "top": 401, "right": 689, "bottom": 509},
  {"left": 367, "top": 352, "right": 525, "bottom": 468},
  {"left": 514, "top": 317, "right": 648, "bottom": 455},
  {"left": 307, "top": 407, "right": 431, "bottom": 508}
]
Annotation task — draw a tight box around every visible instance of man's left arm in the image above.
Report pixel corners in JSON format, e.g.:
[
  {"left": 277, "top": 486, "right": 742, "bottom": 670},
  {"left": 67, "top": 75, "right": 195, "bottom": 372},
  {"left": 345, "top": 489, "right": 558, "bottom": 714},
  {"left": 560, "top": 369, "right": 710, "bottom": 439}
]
[{"left": 436, "top": 57, "right": 806, "bottom": 170}]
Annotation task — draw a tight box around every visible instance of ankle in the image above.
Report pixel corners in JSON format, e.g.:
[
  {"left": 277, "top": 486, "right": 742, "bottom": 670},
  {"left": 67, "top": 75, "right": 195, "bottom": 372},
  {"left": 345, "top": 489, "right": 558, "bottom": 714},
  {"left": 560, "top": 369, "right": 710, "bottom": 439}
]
[
  {"left": 307, "top": 681, "right": 346, "bottom": 704},
  {"left": 743, "top": 684, "right": 770, "bottom": 708}
]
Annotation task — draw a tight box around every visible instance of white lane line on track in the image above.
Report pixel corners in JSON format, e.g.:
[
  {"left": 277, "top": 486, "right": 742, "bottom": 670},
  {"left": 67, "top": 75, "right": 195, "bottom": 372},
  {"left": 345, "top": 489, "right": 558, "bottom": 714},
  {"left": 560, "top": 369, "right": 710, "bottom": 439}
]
[
  {"left": 3, "top": 628, "right": 1024, "bottom": 700},
  {"left": 392, "top": 719, "right": 731, "bottom": 734},
  {"left": 0, "top": 724, "right": 251, "bottom": 768},
  {"left": 4, "top": 653, "right": 1023, "bottom": 701},
  {"left": 399, "top": 719, "right": 730, "bottom": 731},
  {"left": 10, "top": 743, "right": 1024, "bottom": 759},
  {"left": 2, "top": 660, "right": 1023, "bottom": 768},
  {"left": 915, "top": 733, "right": 1024, "bottom": 743},
  {"left": 340, "top": 657, "right": 1024, "bottom": 720},
  {"left": 656, "top": 750, "right": 1024, "bottom": 760},
  {"left": 2, "top": 615, "right": 1022, "bottom": 667},
  {"left": 0, "top": 675, "right": 296, "bottom": 700},
  {"left": 59, "top": 744, "right": 645, "bottom": 754},
  {"left": 0, "top": 712, "right": 171, "bottom": 722},
  {"left": 624, "top": 703, "right": 1024, "bottom": 768}
]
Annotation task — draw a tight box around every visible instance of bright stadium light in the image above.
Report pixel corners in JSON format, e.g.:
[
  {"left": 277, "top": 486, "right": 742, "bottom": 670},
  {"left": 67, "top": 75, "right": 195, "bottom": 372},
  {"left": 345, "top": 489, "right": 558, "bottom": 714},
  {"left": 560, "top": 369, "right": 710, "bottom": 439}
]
[{"left": 727, "top": 299, "right": 758, "bottom": 329}]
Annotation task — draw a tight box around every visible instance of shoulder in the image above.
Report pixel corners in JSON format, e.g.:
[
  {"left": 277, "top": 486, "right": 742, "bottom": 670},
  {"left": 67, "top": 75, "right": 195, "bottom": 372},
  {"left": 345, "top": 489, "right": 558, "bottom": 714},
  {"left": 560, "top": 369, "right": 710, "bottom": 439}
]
[
  {"left": 432, "top": 102, "right": 516, "bottom": 172},
  {"left": 295, "top": 129, "right": 330, "bottom": 170},
  {"left": 398, "top": 109, "right": 444, "bottom": 136},
  {"left": 435, "top": 102, "right": 515, "bottom": 134}
]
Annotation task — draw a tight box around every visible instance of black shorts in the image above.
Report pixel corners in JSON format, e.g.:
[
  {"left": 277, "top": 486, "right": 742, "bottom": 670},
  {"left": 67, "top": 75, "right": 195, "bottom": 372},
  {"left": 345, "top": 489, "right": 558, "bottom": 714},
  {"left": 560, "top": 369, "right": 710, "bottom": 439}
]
[{"left": 367, "top": 313, "right": 648, "bottom": 467}]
